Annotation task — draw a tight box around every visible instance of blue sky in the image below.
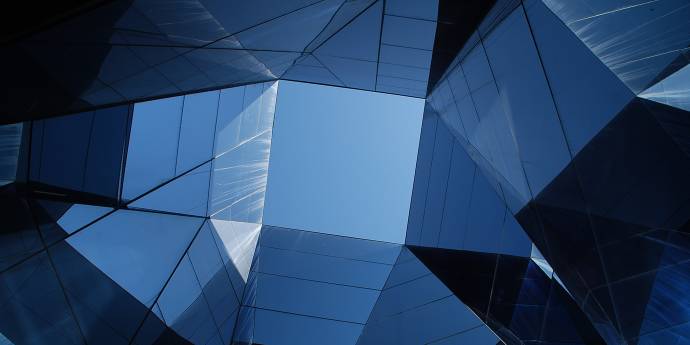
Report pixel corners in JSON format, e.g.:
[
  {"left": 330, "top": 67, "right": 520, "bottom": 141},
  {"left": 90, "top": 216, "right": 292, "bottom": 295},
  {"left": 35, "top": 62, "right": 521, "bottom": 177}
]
[{"left": 263, "top": 81, "right": 424, "bottom": 243}]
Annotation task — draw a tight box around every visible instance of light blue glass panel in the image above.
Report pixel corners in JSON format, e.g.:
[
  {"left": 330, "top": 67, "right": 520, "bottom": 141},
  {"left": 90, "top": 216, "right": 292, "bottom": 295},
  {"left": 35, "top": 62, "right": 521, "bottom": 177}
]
[
  {"left": 315, "top": 55, "right": 377, "bottom": 90},
  {"left": 176, "top": 90, "right": 219, "bottom": 173},
  {"left": 157, "top": 255, "right": 202, "bottom": 325},
  {"left": 123, "top": 96, "right": 183, "bottom": 201},
  {"left": 57, "top": 204, "right": 113, "bottom": 234},
  {"left": 641, "top": 64, "right": 690, "bottom": 112},
  {"left": 129, "top": 162, "right": 211, "bottom": 216},
  {"left": 210, "top": 82, "right": 277, "bottom": 223},
  {"left": 252, "top": 308, "right": 364, "bottom": 345},
  {"left": 188, "top": 222, "right": 239, "bottom": 326},
  {"left": 256, "top": 246, "right": 393, "bottom": 289},
  {"left": 253, "top": 273, "right": 380, "bottom": 323},
  {"left": 66, "top": 210, "right": 203, "bottom": 306},
  {"left": 188, "top": 222, "right": 224, "bottom": 288}
]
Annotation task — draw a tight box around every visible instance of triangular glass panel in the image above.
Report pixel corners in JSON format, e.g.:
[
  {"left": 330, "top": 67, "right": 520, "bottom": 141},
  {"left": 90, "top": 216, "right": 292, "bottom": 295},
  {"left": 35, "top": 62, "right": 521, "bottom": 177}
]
[
  {"left": 640, "top": 63, "right": 690, "bottom": 112},
  {"left": 58, "top": 204, "right": 113, "bottom": 234},
  {"left": 209, "top": 219, "right": 261, "bottom": 299},
  {"left": 66, "top": 210, "right": 203, "bottom": 307}
]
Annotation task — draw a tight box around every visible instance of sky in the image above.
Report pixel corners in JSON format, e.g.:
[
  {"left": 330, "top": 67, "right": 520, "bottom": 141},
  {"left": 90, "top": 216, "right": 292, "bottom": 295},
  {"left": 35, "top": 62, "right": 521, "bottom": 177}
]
[{"left": 263, "top": 81, "right": 424, "bottom": 243}]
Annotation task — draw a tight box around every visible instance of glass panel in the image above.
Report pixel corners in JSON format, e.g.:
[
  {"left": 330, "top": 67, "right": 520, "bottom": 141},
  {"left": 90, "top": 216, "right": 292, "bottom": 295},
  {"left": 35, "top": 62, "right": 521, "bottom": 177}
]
[
  {"left": 0, "top": 252, "right": 84, "bottom": 345},
  {"left": 235, "top": 0, "right": 342, "bottom": 51},
  {"left": 255, "top": 246, "right": 393, "bottom": 289},
  {"left": 252, "top": 273, "right": 380, "bottom": 323},
  {"left": 260, "top": 226, "right": 402, "bottom": 265},
  {"left": 83, "top": 105, "right": 129, "bottom": 198},
  {"left": 381, "top": 15, "right": 436, "bottom": 50},
  {"left": 210, "top": 82, "right": 277, "bottom": 223},
  {"left": 57, "top": 204, "right": 113, "bottom": 234},
  {"left": 176, "top": 90, "right": 220, "bottom": 173},
  {"left": 129, "top": 162, "right": 211, "bottom": 217},
  {"left": 252, "top": 308, "right": 364, "bottom": 345},
  {"left": 314, "top": 1, "right": 383, "bottom": 61},
  {"left": 525, "top": 0, "right": 634, "bottom": 154},
  {"left": 123, "top": 96, "right": 183, "bottom": 201},
  {"left": 66, "top": 210, "right": 203, "bottom": 306},
  {"left": 483, "top": 7, "right": 571, "bottom": 196},
  {"left": 385, "top": 0, "right": 438, "bottom": 21}
]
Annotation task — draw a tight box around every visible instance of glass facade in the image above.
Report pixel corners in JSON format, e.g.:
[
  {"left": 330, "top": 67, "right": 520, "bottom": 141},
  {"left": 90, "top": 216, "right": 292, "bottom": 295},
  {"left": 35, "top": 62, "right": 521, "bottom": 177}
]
[{"left": 2, "top": 0, "right": 690, "bottom": 344}]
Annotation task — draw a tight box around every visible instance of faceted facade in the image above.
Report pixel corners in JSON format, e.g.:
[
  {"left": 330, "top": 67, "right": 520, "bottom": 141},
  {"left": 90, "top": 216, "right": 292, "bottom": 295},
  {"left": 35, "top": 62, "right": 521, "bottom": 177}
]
[{"left": 1, "top": 0, "right": 690, "bottom": 344}]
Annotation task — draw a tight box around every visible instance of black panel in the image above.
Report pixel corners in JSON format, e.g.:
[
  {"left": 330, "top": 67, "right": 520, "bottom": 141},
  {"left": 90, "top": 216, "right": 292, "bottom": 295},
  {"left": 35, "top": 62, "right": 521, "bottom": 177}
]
[{"left": 426, "top": 0, "right": 496, "bottom": 95}]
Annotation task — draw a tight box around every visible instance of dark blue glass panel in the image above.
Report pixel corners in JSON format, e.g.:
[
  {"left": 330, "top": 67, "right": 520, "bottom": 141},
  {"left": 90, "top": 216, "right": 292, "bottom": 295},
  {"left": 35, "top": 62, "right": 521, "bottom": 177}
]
[
  {"left": 259, "top": 226, "right": 401, "bottom": 265},
  {"left": 437, "top": 141, "right": 475, "bottom": 250},
  {"left": 314, "top": 0, "right": 383, "bottom": 61},
  {"left": 524, "top": 0, "right": 634, "bottom": 155},
  {"left": 483, "top": 6, "right": 571, "bottom": 196},
  {"left": 419, "top": 120, "right": 453, "bottom": 247},
  {"left": 0, "top": 123, "right": 23, "bottom": 186},
  {"left": 406, "top": 110, "right": 438, "bottom": 245},
  {"left": 0, "top": 195, "right": 43, "bottom": 271},
  {"left": 385, "top": 0, "right": 438, "bottom": 21},
  {"left": 83, "top": 106, "right": 129, "bottom": 198},
  {"left": 381, "top": 15, "right": 436, "bottom": 50},
  {"left": 0, "top": 252, "right": 84, "bottom": 345},
  {"left": 235, "top": 0, "right": 342, "bottom": 51},
  {"left": 34, "top": 112, "right": 92, "bottom": 191},
  {"left": 542, "top": 0, "right": 690, "bottom": 93}
]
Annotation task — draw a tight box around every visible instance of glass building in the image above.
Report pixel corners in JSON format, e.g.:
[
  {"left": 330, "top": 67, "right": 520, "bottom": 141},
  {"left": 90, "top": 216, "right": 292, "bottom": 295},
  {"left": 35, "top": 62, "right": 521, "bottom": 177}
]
[{"left": 1, "top": 0, "right": 689, "bottom": 344}]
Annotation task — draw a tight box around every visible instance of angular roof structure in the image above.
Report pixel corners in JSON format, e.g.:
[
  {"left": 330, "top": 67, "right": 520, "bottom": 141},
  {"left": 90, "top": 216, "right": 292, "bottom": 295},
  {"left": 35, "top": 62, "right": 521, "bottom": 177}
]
[{"left": 2, "top": 0, "right": 690, "bottom": 344}]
